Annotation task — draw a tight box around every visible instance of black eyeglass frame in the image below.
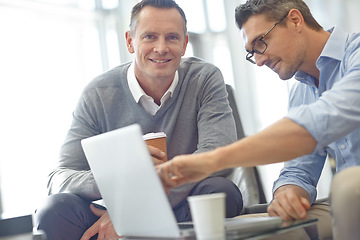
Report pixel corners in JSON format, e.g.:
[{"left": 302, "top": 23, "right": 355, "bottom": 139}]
[{"left": 246, "top": 13, "right": 288, "bottom": 64}]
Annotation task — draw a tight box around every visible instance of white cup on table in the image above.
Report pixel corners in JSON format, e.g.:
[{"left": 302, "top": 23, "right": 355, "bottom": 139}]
[{"left": 187, "top": 193, "right": 226, "bottom": 240}]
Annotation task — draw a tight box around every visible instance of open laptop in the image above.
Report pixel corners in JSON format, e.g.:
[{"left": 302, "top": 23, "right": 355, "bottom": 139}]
[{"left": 81, "top": 124, "right": 283, "bottom": 238}]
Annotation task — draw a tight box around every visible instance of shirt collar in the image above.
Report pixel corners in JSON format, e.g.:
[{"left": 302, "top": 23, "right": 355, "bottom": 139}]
[
  {"left": 295, "top": 26, "right": 348, "bottom": 85},
  {"left": 318, "top": 26, "right": 347, "bottom": 61},
  {"left": 127, "top": 61, "right": 178, "bottom": 103}
]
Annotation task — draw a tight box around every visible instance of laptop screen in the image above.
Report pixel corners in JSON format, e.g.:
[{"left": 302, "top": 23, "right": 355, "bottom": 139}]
[{"left": 81, "top": 124, "right": 182, "bottom": 238}]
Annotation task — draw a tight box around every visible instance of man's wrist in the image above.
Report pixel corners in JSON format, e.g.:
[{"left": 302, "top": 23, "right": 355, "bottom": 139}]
[
  {"left": 274, "top": 184, "right": 311, "bottom": 202},
  {"left": 209, "top": 146, "right": 229, "bottom": 172}
]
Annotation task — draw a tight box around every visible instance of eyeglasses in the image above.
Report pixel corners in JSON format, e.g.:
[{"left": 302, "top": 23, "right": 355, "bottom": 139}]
[{"left": 246, "top": 14, "right": 288, "bottom": 64}]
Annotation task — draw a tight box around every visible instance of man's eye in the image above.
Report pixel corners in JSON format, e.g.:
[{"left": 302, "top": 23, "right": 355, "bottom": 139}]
[
  {"left": 167, "top": 35, "right": 180, "bottom": 41},
  {"left": 144, "top": 35, "right": 154, "bottom": 39}
]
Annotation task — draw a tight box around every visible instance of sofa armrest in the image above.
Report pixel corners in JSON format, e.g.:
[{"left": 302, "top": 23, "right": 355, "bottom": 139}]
[{"left": 243, "top": 203, "right": 268, "bottom": 214}]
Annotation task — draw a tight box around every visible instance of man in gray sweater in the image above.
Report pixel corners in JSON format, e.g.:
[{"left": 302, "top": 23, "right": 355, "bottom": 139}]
[{"left": 35, "top": 0, "right": 243, "bottom": 239}]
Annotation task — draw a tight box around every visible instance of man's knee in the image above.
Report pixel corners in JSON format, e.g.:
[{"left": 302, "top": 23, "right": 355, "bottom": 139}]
[
  {"left": 331, "top": 166, "right": 360, "bottom": 213},
  {"left": 331, "top": 166, "right": 360, "bottom": 197},
  {"left": 192, "top": 177, "right": 243, "bottom": 217},
  {"left": 35, "top": 193, "right": 97, "bottom": 240},
  {"left": 330, "top": 167, "right": 360, "bottom": 240},
  {"left": 36, "top": 193, "right": 88, "bottom": 221}
]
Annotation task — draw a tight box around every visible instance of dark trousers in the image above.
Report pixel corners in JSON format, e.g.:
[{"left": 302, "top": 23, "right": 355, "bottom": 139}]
[{"left": 35, "top": 177, "right": 243, "bottom": 240}]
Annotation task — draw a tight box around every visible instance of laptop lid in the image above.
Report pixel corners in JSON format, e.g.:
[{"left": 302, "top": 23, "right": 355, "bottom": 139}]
[
  {"left": 81, "top": 124, "right": 181, "bottom": 238},
  {"left": 82, "top": 124, "right": 284, "bottom": 238}
]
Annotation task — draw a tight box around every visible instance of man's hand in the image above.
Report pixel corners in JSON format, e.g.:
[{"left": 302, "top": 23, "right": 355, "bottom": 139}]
[
  {"left": 157, "top": 152, "right": 216, "bottom": 192},
  {"left": 147, "top": 145, "right": 166, "bottom": 165},
  {"left": 267, "top": 185, "right": 311, "bottom": 220},
  {"left": 80, "top": 204, "right": 120, "bottom": 240}
]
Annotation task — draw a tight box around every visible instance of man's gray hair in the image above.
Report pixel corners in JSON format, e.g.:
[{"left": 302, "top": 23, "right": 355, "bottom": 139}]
[{"left": 130, "top": 0, "right": 187, "bottom": 35}]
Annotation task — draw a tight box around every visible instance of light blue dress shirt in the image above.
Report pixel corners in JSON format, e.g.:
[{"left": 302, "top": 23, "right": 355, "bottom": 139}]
[{"left": 273, "top": 26, "right": 360, "bottom": 204}]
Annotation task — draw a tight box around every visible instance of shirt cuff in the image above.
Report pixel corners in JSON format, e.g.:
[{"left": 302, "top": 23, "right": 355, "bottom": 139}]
[{"left": 272, "top": 178, "right": 317, "bottom": 204}]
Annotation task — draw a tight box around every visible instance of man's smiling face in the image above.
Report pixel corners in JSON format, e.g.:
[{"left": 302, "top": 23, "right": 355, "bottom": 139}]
[{"left": 126, "top": 6, "right": 188, "bottom": 83}]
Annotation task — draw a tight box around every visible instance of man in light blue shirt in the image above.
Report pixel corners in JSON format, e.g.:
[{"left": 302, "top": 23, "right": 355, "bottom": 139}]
[
  {"left": 274, "top": 23, "right": 360, "bottom": 200},
  {"left": 272, "top": 24, "right": 360, "bottom": 239},
  {"left": 158, "top": 0, "right": 360, "bottom": 239}
]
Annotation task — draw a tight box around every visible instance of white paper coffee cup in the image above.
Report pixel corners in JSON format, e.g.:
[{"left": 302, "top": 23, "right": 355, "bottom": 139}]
[{"left": 187, "top": 193, "right": 226, "bottom": 240}]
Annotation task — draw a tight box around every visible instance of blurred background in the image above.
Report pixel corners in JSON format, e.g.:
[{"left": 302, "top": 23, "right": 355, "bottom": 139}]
[{"left": 0, "top": 0, "right": 359, "bottom": 216}]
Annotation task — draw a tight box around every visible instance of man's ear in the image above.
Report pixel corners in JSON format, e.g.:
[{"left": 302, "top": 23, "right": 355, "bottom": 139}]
[
  {"left": 125, "top": 31, "right": 135, "bottom": 54},
  {"left": 288, "top": 9, "right": 304, "bottom": 31},
  {"left": 181, "top": 34, "right": 189, "bottom": 56}
]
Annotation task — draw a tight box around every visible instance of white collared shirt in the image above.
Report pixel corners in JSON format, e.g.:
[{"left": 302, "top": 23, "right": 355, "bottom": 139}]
[{"left": 127, "top": 61, "right": 178, "bottom": 115}]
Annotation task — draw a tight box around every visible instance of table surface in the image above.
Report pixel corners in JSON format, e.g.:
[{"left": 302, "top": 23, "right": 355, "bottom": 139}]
[{"left": 122, "top": 218, "right": 318, "bottom": 240}]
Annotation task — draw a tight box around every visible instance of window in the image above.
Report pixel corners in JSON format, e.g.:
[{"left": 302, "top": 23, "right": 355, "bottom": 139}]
[
  {"left": 181, "top": 0, "right": 206, "bottom": 33},
  {"left": 0, "top": 0, "right": 104, "bottom": 215}
]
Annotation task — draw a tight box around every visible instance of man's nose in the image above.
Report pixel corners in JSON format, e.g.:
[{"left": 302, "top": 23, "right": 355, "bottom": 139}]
[
  {"left": 154, "top": 38, "right": 169, "bottom": 54},
  {"left": 254, "top": 53, "right": 268, "bottom": 66}
]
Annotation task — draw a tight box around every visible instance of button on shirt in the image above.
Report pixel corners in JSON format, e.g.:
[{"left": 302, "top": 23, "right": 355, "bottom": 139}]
[
  {"left": 273, "top": 26, "right": 360, "bottom": 203},
  {"left": 127, "top": 61, "right": 178, "bottom": 115}
]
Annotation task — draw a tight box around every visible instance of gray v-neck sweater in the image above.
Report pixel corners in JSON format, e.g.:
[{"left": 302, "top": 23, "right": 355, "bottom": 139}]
[{"left": 48, "top": 57, "right": 237, "bottom": 207}]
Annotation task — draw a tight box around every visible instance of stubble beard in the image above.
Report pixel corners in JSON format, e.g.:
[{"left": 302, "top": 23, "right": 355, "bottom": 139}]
[{"left": 278, "top": 51, "right": 305, "bottom": 80}]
